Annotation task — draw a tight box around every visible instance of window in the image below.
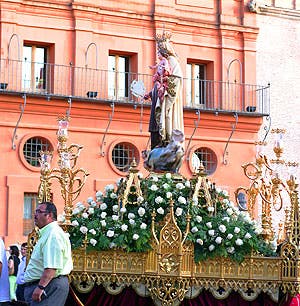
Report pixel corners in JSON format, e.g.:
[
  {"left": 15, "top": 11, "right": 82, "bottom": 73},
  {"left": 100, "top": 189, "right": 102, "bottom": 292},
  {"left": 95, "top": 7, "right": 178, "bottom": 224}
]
[
  {"left": 112, "top": 142, "right": 139, "bottom": 172},
  {"left": 23, "top": 193, "right": 38, "bottom": 235},
  {"left": 108, "top": 55, "right": 130, "bottom": 100},
  {"left": 193, "top": 147, "right": 217, "bottom": 175},
  {"left": 22, "top": 45, "right": 48, "bottom": 91},
  {"left": 23, "top": 137, "right": 53, "bottom": 167},
  {"left": 186, "top": 63, "right": 206, "bottom": 106}
]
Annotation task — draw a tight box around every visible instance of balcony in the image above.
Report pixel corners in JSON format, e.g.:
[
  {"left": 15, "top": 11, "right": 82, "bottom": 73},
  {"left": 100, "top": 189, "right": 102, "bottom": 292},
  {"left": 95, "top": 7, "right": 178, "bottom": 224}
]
[{"left": 0, "top": 58, "right": 270, "bottom": 116}]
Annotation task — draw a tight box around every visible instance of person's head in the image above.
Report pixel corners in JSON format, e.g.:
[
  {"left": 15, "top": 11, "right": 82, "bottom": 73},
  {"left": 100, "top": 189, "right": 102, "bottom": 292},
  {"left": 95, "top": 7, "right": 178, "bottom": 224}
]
[
  {"left": 20, "top": 242, "right": 27, "bottom": 257},
  {"left": 155, "top": 31, "right": 177, "bottom": 58},
  {"left": 157, "top": 50, "right": 164, "bottom": 60},
  {"left": 34, "top": 201, "right": 57, "bottom": 229},
  {"left": 9, "top": 245, "right": 20, "bottom": 257},
  {"left": 157, "top": 48, "right": 169, "bottom": 59}
]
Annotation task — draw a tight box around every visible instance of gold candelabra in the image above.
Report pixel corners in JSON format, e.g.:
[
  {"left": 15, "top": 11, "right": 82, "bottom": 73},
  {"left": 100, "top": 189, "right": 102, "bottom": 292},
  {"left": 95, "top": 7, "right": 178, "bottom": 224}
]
[
  {"left": 236, "top": 129, "right": 298, "bottom": 242},
  {"left": 38, "top": 116, "right": 89, "bottom": 226}
]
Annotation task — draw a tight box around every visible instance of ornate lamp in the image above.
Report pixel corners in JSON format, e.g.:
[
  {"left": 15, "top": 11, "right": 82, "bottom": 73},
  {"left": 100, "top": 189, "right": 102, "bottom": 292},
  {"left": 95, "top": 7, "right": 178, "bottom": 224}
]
[
  {"left": 38, "top": 116, "right": 89, "bottom": 227},
  {"left": 237, "top": 128, "right": 298, "bottom": 243}
]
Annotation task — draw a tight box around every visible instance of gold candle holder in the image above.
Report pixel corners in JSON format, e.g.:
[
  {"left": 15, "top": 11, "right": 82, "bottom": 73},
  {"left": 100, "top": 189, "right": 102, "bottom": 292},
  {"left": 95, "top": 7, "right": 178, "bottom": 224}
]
[{"left": 38, "top": 116, "right": 89, "bottom": 228}]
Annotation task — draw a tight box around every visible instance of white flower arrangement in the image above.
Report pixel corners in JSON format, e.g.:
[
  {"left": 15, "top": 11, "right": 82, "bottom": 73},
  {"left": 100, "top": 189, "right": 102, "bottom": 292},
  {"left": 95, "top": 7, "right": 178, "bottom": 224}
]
[
  {"left": 166, "top": 192, "right": 172, "bottom": 199},
  {"left": 157, "top": 207, "right": 164, "bottom": 215},
  {"left": 165, "top": 173, "right": 172, "bottom": 179},
  {"left": 133, "top": 234, "right": 139, "bottom": 240},
  {"left": 152, "top": 176, "right": 159, "bottom": 182},
  {"left": 107, "top": 230, "right": 114, "bottom": 237},
  {"left": 150, "top": 184, "right": 158, "bottom": 191},
  {"left": 89, "top": 229, "right": 96, "bottom": 235},
  {"left": 112, "top": 215, "right": 119, "bottom": 221},
  {"left": 128, "top": 213, "right": 135, "bottom": 219},
  {"left": 69, "top": 173, "right": 276, "bottom": 262},
  {"left": 175, "top": 207, "right": 183, "bottom": 216},
  {"left": 215, "top": 237, "right": 222, "bottom": 244},
  {"left": 155, "top": 196, "right": 164, "bottom": 204},
  {"left": 219, "top": 224, "right": 226, "bottom": 233},
  {"left": 72, "top": 220, "right": 79, "bottom": 227},
  {"left": 121, "top": 224, "right": 128, "bottom": 231},
  {"left": 90, "top": 238, "right": 97, "bottom": 246},
  {"left": 138, "top": 207, "right": 145, "bottom": 217},
  {"left": 178, "top": 196, "right": 186, "bottom": 204},
  {"left": 79, "top": 226, "right": 88, "bottom": 234}
]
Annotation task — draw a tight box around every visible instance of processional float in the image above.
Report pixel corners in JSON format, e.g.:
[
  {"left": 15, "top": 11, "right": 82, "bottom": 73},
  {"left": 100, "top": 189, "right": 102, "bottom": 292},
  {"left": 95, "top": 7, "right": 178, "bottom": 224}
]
[
  {"left": 28, "top": 114, "right": 300, "bottom": 305},
  {"left": 31, "top": 33, "right": 299, "bottom": 305}
]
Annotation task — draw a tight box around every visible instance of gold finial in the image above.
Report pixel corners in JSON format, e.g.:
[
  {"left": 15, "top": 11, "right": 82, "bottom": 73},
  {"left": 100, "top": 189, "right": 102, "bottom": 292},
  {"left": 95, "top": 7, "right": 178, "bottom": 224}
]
[{"left": 117, "top": 159, "right": 143, "bottom": 208}]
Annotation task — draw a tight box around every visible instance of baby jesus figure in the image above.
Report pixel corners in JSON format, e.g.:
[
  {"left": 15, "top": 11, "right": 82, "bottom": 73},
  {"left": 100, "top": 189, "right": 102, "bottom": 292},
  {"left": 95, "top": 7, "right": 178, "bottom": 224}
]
[{"left": 149, "top": 51, "right": 170, "bottom": 102}]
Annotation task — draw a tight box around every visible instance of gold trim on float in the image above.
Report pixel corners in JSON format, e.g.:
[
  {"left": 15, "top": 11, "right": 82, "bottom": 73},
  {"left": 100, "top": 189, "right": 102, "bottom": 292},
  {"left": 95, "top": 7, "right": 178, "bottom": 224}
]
[
  {"left": 28, "top": 124, "right": 300, "bottom": 305},
  {"left": 69, "top": 250, "right": 282, "bottom": 305}
]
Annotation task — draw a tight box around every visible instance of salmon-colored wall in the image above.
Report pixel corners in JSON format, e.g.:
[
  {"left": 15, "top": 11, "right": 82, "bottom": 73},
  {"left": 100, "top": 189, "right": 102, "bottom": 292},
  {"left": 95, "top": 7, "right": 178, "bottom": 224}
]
[{"left": 0, "top": 0, "right": 262, "bottom": 246}]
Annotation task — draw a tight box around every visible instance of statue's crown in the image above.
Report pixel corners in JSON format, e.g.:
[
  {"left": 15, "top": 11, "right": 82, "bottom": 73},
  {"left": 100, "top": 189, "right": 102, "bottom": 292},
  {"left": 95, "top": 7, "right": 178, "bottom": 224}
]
[{"left": 155, "top": 31, "right": 172, "bottom": 44}]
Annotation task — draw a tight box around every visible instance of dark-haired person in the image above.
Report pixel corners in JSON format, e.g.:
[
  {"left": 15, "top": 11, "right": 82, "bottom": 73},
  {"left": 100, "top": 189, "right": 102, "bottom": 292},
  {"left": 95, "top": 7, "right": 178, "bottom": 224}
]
[
  {"left": 16, "top": 242, "right": 27, "bottom": 302},
  {"left": 8, "top": 245, "right": 20, "bottom": 301},
  {"left": 24, "top": 202, "right": 73, "bottom": 306}
]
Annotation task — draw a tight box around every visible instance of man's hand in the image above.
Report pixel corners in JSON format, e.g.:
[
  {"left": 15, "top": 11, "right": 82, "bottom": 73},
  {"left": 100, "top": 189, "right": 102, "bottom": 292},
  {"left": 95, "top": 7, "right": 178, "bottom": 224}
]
[
  {"left": 32, "top": 268, "right": 56, "bottom": 301},
  {"left": 32, "top": 287, "right": 44, "bottom": 302}
]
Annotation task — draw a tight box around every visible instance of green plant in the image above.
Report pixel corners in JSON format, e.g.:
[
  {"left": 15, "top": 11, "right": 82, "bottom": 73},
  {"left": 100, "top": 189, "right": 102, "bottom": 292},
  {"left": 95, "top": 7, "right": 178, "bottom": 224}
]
[{"left": 67, "top": 173, "right": 277, "bottom": 262}]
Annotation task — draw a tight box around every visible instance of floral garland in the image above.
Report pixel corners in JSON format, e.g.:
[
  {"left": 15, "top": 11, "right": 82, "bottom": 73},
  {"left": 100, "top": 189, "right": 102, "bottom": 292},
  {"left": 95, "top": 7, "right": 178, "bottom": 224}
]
[{"left": 67, "top": 173, "right": 277, "bottom": 263}]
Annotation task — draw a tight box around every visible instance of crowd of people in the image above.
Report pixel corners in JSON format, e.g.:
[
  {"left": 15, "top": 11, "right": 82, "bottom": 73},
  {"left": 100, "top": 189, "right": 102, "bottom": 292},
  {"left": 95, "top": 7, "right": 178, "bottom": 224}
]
[
  {"left": 0, "top": 239, "right": 27, "bottom": 305},
  {"left": 0, "top": 201, "right": 73, "bottom": 306}
]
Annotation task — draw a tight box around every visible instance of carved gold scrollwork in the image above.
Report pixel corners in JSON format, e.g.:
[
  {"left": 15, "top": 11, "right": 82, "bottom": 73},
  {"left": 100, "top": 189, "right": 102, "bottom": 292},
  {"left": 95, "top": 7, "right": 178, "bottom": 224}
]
[
  {"left": 158, "top": 199, "right": 187, "bottom": 277},
  {"left": 191, "top": 164, "right": 213, "bottom": 211},
  {"left": 118, "top": 159, "right": 143, "bottom": 209},
  {"left": 242, "top": 162, "right": 261, "bottom": 180},
  {"left": 160, "top": 253, "right": 179, "bottom": 273},
  {"left": 26, "top": 227, "right": 39, "bottom": 265},
  {"left": 146, "top": 277, "right": 190, "bottom": 306}
]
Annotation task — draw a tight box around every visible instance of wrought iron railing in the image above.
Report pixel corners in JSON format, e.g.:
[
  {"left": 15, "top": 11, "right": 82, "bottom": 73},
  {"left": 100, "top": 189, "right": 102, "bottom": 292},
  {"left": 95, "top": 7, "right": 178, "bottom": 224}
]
[{"left": 0, "top": 58, "right": 270, "bottom": 115}]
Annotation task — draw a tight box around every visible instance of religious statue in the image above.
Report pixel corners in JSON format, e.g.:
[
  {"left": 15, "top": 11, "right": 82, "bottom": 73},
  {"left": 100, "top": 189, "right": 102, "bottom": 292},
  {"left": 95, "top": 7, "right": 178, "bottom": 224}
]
[{"left": 142, "top": 32, "right": 185, "bottom": 173}]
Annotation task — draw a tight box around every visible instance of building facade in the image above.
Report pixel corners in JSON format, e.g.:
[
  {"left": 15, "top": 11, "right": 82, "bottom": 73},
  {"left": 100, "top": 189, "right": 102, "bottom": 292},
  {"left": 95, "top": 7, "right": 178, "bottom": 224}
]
[
  {"left": 255, "top": 0, "right": 300, "bottom": 179},
  {"left": 0, "top": 0, "right": 270, "bottom": 245},
  {"left": 246, "top": 0, "right": 300, "bottom": 239}
]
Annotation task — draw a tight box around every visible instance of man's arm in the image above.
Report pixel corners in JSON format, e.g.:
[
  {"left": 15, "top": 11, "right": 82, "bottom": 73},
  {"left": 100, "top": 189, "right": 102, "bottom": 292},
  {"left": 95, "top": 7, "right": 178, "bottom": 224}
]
[
  {"left": 39, "top": 268, "right": 56, "bottom": 287},
  {"left": 32, "top": 268, "right": 56, "bottom": 302}
]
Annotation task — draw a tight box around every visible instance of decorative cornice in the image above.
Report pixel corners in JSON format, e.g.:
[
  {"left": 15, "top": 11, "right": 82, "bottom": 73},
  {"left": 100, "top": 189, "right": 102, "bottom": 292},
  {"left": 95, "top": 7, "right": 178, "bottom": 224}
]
[{"left": 257, "top": 5, "right": 300, "bottom": 19}]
